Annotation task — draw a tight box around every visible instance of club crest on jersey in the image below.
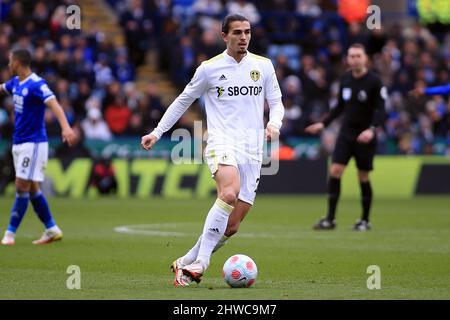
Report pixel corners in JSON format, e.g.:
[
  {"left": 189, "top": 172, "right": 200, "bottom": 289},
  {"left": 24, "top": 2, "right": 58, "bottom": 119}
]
[
  {"left": 250, "top": 70, "right": 260, "bottom": 82},
  {"left": 342, "top": 88, "right": 351, "bottom": 101},
  {"left": 358, "top": 90, "right": 367, "bottom": 102},
  {"left": 21, "top": 88, "right": 28, "bottom": 96},
  {"left": 216, "top": 86, "right": 224, "bottom": 98}
]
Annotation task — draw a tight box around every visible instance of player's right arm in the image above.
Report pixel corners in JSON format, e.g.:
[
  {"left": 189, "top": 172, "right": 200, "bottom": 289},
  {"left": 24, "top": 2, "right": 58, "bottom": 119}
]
[
  {"left": 424, "top": 84, "right": 450, "bottom": 96},
  {"left": 409, "top": 84, "right": 450, "bottom": 97},
  {"left": 141, "top": 63, "right": 209, "bottom": 151},
  {"left": 0, "top": 78, "right": 14, "bottom": 96}
]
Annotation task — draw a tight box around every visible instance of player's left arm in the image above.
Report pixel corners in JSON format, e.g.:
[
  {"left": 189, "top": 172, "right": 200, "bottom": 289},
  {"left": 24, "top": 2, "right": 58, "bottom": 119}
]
[
  {"left": 45, "top": 97, "right": 77, "bottom": 146},
  {"left": 34, "top": 81, "right": 77, "bottom": 146},
  {"left": 266, "top": 97, "right": 284, "bottom": 141},
  {"left": 265, "top": 63, "right": 284, "bottom": 141},
  {"left": 357, "top": 79, "right": 387, "bottom": 144}
]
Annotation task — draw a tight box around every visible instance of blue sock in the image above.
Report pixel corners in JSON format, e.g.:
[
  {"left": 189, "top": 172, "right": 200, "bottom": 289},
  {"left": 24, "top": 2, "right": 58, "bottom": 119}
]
[
  {"left": 30, "top": 191, "right": 56, "bottom": 229},
  {"left": 7, "top": 192, "right": 30, "bottom": 233}
]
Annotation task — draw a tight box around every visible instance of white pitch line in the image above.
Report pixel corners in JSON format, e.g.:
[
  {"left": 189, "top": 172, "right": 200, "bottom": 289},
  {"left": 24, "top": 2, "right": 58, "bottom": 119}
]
[
  {"left": 113, "top": 224, "right": 443, "bottom": 243},
  {"left": 114, "top": 225, "right": 190, "bottom": 237},
  {"left": 113, "top": 224, "right": 283, "bottom": 238}
]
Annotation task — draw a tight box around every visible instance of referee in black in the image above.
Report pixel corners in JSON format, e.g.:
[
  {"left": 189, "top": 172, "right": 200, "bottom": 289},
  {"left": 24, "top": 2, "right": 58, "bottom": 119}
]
[{"left": 305, "top": 43, "right": 386, "bottom": 231}]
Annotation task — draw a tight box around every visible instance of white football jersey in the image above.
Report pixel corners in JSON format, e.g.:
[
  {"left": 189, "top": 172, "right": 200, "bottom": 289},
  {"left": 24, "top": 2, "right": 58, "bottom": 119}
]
[{"left": 183, "top": 50, "right": 282, "bottom": 159}]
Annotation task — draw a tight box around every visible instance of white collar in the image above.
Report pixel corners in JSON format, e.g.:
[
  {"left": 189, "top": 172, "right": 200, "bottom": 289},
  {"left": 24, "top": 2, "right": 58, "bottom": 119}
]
[
  {"left": 223, "top": 50, "right": 250, "bottom": 64},
  {"left": 19, "top": 73, "right": 35, "bottom": 86}
]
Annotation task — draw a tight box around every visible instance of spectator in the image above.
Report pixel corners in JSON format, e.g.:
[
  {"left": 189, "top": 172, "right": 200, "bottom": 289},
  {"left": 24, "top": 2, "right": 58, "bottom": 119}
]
[
  {"left": 280, "top": 97, "right": 302, "bottom": 137},
  {"left": 192, "top": 0, "right": 223, "bottom": 30},
  {"left": 226, "top": 0, "right": 261, "bottom": 25},
  {"left": 94, "top": 55, "right": 114, "bottom": 88},
  {"left": 72, "top": 79, "right": 92, "bottom": 121},
  {"left": 296, "top": 0, "right": 322, "bottom": 18},
  {"left": 104, "top": 95, "right": 131, "bottom": 135},
  {"left": 81, "top": 106, "right": 113, "bottom": 141},
  {"left": 90, "top": 157, "right": 118, "bottom": 195},
  {"left": 113, "top": 51, "right": 135, "bottom": 84}
]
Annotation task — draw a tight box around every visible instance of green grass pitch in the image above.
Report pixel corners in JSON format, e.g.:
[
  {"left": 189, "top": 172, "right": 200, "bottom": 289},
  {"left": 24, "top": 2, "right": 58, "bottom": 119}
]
[{"left": 0, "top": 196, "right": 449, "bottom": 299}]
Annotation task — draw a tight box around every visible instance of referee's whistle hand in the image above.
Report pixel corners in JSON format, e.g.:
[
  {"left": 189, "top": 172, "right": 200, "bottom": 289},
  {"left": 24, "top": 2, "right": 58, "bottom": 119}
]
[
  {"left": 141, "top": 134, "right": 158, "bottom": 151},
  {"left": 305, "top": 122, "right": 324, "bottom": 135},
  {"left": 357, "top": 129, "right": 375, "bottom": 144}
]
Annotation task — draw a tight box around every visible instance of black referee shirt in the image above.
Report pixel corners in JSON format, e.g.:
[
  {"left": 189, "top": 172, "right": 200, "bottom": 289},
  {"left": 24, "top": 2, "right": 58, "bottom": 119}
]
[{"left": 322, "top": 70, "right": 386, "bottom": 137}]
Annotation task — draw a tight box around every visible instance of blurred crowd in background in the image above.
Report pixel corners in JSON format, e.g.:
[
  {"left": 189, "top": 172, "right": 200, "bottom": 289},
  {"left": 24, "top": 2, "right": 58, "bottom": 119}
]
[{"left": 0, "top": 0, "right": 449, "bottom": 157}]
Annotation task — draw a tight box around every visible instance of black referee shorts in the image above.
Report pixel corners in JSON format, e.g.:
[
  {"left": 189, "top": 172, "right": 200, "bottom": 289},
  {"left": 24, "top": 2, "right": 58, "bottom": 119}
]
[{"left": 332, "top": 133, "right": 376, "bottom": 171}]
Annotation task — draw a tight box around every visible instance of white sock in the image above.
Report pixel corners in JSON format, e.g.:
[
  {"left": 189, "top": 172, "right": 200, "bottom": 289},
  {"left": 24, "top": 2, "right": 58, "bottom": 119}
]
[
  {"left": 181, "top": 233, "right": 230, "bottom": 266},
  {"left": 197, "top": 198, "right": 233, "bottom": 270},
  {"left": 181, "top": 234, "right": 230, "bottom": 266},
  {"left": 4, "top": 230, "right": 15, "bottom": 237},
  {"left": 180, "top": 235, "right": 202, "bottom": 266},
  {"left": 47, "top": 225, "right": 61, "bottom": 233}
]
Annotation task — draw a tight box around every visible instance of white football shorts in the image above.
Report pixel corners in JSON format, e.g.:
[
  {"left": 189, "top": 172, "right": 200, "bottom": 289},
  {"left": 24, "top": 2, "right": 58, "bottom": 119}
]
[
  {"left": 12, "top": 142, "right": 48, "bottom": 182},
  {"left": 204, "top": 145, "right": 262, "bottom": 205}
]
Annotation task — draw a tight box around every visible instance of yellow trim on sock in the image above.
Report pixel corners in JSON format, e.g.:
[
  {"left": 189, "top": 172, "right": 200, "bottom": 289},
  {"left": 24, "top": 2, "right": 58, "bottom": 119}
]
[{"left": 215, "top": 198, "right": 234, "bottom": 214}]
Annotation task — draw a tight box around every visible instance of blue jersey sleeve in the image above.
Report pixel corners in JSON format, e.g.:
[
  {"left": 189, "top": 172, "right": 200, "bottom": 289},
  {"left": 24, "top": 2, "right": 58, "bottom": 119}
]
[
  {"left": 424, "top": 84, "right": 450, "bottom": 96},
  {"left": 33, "top": 80, "right": 55, "bottom": 103},
  {"left": 2, "top": 78, "right": 15, "bottom": 95}
]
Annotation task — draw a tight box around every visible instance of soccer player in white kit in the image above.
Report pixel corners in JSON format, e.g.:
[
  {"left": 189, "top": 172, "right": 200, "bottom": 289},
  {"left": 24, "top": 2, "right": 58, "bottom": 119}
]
[{"left": 141, "top": 14, "right": 284, "bottom": 286}]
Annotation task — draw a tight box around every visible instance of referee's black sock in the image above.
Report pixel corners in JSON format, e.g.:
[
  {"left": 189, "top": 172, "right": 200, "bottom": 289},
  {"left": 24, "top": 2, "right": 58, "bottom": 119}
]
[
  {"left": 360, "top": 181, "right": 372, "bottom": 222},
  {"left": 326, "top": 177, "right": 341, "bottom": 221}
]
